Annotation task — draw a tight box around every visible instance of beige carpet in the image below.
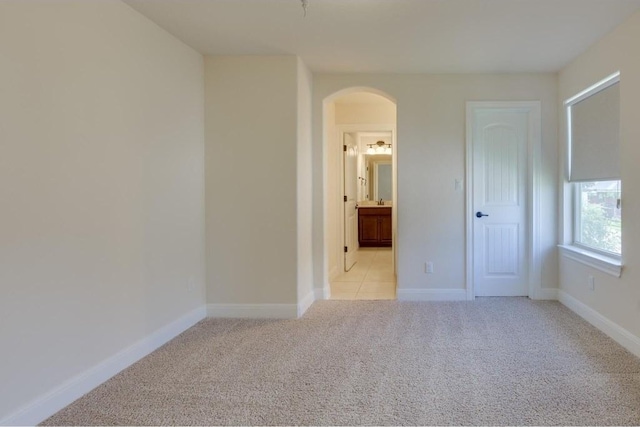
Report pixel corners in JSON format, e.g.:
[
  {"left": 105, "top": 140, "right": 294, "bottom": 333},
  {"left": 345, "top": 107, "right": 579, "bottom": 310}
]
[{"left": 43, "top": 298, "right": 640, "bottom": 426}]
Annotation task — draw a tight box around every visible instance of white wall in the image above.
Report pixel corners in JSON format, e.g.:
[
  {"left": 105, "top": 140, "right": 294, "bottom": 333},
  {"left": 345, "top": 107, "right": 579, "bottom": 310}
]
[
  {"left": 296, "top": 58, "right": 314, "bottom": 309},
  {"left": 558, "top": 10, "right": 640, "bottom": 344},
  {"left": 205, "top": 55, "right": 308, "bottom": 310},
  {"left": 313, "top": 74, "right": 559, "bottom": 296},
  {"left": 0, "top": 1, "right": 205, "bottom": 421}
]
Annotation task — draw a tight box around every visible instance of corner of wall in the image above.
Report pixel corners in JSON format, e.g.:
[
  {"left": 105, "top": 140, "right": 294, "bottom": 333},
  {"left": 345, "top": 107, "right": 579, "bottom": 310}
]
[
  {"left": 558, "top": 290, "right": 640, "bottom": 359},
  {"left": 0, "top": 307, "right": 206, "bottom": 426},
  {"left": 297, "top": 289, "right": 315, "bottom": 317},
  {"left": 532, "top": 287, "right": 559, "bottom": 300}
]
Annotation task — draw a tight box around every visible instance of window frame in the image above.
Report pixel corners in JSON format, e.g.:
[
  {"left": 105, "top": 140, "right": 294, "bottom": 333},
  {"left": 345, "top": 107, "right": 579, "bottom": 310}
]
[{"left": 572, "top": 180, "right": 621, "bottom": 259}]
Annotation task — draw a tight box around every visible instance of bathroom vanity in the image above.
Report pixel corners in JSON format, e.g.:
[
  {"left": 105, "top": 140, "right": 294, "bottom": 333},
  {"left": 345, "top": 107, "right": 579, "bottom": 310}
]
[{"left": 358, "top": 206, "right": 392, "bottom": 247}]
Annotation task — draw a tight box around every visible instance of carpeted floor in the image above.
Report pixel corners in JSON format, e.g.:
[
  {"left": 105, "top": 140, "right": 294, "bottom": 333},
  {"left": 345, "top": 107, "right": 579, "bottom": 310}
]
[{"left": 42, "top": 298, "right": 640, "bottom": 426}]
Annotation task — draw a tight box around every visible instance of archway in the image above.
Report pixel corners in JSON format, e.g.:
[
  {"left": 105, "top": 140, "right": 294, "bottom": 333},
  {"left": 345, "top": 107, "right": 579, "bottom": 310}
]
[{"left": 322, "top": 87, "right": 398, "bottom": 300}]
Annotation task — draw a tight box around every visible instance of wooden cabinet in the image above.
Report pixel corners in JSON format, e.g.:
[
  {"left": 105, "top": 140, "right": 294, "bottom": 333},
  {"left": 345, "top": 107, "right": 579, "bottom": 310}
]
[{"left": 358, "top": 207, "right": 392, "bottom": 247}]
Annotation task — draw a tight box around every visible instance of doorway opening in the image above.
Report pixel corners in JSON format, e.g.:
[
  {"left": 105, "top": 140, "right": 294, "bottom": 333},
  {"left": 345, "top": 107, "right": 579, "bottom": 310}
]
[{"left": 322, "top": 89, "right": 397, "bottom": 300}]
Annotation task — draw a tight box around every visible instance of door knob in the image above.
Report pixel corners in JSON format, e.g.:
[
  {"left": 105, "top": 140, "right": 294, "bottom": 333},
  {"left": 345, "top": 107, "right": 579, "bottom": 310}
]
[{"left": 475, "top": 211, "right": 489, "bottom": 218}]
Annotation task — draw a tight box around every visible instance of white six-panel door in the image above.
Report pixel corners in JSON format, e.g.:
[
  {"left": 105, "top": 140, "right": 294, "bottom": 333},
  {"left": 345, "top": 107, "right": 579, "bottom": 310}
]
[{"left": 472, "top": 109, "right": 529, "bottom": 296}]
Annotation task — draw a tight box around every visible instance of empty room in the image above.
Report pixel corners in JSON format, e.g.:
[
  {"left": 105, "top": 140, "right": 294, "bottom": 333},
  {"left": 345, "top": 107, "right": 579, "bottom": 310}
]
[{"left": 1, "top": 1, "right": 640, "bottom": 425}]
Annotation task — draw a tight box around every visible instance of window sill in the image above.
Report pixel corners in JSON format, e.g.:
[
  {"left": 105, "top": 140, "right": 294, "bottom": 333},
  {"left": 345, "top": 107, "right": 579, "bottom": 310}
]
[{"left": 558, "top": 245, "right": 622, "bottom": 278}]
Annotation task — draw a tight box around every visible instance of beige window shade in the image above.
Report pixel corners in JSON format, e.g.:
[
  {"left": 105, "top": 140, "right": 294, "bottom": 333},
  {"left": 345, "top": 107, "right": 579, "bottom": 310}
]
[{"left": 569, "top": 81, "right": 620, "bottom": 182}]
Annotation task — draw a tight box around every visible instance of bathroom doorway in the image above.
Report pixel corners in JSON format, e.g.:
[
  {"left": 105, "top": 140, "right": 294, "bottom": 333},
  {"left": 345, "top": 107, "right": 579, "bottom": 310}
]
[{"left": 322, "top": 89, "right": 397, "bottom": 300}]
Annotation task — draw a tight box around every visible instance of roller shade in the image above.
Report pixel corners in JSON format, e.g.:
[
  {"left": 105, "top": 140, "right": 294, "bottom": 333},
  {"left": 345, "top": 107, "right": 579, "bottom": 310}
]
[{"left": 569, "top": 80, "right": 620, "bottom": 182}]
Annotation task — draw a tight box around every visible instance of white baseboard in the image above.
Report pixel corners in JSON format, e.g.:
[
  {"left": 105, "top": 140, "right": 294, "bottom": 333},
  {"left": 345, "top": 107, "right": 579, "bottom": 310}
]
[
  {"left": 397, "top": 288, "right": 467, "bottom": 301},
  {"left": 297, "top": 290, "right": 315, "bottom": 317},
  {"left": 558, "top": 290, "right": 640, "bottom": 359},
  {"left": 0, "top": 306, "right": 206, "bottom": 426},
  {"left": 315, "top": 285, "right": 330, "bottom": 300},
  {"left": 532, "top": 287, "right": 559, "bottom": 300},
  {"left": 207, "top": 303, "right": 298, "bottom": 319}
]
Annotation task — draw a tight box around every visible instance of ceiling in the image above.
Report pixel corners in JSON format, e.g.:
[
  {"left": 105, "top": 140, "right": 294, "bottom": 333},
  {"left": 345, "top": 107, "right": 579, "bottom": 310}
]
[{"left": 124, "top": 0, "right": 640, "bottom": 74}]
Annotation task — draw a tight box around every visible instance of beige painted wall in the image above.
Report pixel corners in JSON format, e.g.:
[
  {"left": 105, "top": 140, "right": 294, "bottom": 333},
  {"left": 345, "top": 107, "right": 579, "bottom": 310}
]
[
  {"left": 297, "top": 58, "right": 314, "bottom": 306},
  {"left": 324, "top": 102, "right": 339, "bottom": 284},
  {"left": 313, "top": 74, "right": 559, "bottom": 294},
  {"left": 0, "top": 1, "right": 205, "bottom": 420},
  {"left": 335, "top": 102, "right": 396, "bottom": 125},
  {"left": 558, "top": 10, "right": 640, "bottom": 340},
  {"left": 205, "top": 56, "right": 299, "bottom": 305}
]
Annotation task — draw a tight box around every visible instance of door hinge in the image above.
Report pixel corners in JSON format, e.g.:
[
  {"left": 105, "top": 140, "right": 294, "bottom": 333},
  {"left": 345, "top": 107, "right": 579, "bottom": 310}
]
[
  {"left": 344, "top": 195, "right": 347, "bottom": 202},
  {"left": 344, "top": 246, "right": 348, "bottom": 253},
  {"left": 343, "top": 145, "right": 347, "bottom": 152}
]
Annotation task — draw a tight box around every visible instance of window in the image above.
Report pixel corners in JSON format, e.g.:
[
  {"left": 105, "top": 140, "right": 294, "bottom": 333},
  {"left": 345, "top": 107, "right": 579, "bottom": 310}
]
[
  {"left": 565, "top": 72, "right": 622, "bottom": 258},
  {"left": 575, "top": 180, "right": 621, "bottom": 255}
]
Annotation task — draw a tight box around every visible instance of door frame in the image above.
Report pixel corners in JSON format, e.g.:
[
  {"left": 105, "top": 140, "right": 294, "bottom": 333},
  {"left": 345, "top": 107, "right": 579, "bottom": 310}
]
[
  {"left": 465, "top": 101, "right": 542, "bottom": 300},
  {"left": 336, "top": 124, "right": 397, "bottom": 275}
]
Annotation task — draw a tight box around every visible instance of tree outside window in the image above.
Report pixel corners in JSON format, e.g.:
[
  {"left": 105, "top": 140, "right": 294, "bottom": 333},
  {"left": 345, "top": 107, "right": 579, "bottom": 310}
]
[{"left": 577, "top": 181, "right": 621, "bottom": 255}]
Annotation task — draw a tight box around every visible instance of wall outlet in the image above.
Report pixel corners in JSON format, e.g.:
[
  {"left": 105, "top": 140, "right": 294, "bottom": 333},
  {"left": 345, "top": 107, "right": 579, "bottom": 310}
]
[
  {"left": 425, "top": 262, "right": 434, "bottom": 274},
  {"left": 587, "top": 275, "right": 595, "bottom": 291},
  {"left": 187, "top": 277, "right": 196, "bottom": 292},
  {"left": 455, "top": 179, "right": 463, "bottom": 192}
]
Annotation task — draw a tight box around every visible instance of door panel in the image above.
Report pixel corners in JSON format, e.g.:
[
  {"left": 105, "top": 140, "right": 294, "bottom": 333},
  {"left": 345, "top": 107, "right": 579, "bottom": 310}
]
[
  {"left": 483, "top": 224, "right": 519, "bottom": 276},
  {"left": 473, "top": 110, "right": 528, "bottom": 296},
  {"left": 380, "top": 214, "right": 392, "bottom": 245},
  {"left": 484, "top": 126, "right": 519, "bottom": 205},
  {"left": 344, "top": 133, "right": 358, "bottom": 271},
  {"left": 359, "top": 215, "right": 379, "bottom": 243}
]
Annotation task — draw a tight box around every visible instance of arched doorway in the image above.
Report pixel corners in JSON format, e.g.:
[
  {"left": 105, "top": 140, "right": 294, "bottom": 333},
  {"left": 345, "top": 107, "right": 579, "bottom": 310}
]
[{"left": 322, "top": 87, "right": 398, "bottom": 300}]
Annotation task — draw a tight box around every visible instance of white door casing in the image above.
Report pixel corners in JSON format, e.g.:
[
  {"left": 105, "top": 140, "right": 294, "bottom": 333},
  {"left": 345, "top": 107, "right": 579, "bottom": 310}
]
[
  {"left": 331, "top": 123, "right": 397, "bottom": 285},
  {"left": 344, "top": 133, "right": 358, "bottom": 271},
  {"left": 466, "top": 102, "right": 542, "bottom": 299}
]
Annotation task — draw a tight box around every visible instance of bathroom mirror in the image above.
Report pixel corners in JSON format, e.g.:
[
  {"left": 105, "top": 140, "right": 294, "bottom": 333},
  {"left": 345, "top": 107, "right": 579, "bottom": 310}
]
[
  {"left": 375, "top": 162, "right": 392, "bottom": 200},
  {"left": 362, "top": 154, "right": 392, "bottom": 202}
]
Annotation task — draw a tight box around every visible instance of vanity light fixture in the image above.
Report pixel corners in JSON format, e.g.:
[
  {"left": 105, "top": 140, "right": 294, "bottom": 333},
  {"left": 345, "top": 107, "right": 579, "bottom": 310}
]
[{"left": 367, "top": 140, "right": 392, "bottom": 155}]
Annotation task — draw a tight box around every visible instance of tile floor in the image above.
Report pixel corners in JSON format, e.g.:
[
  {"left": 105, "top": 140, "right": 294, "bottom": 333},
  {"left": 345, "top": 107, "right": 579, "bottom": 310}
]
[{"left": 330, "top": 247, "right": 396, "bottom": 300}]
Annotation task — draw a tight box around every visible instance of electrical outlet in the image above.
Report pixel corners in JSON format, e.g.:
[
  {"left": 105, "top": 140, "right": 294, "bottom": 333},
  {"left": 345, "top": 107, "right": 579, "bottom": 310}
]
[
  {"left": 425, "top": 262, "right": 434, "bottom": 274},
  {"left": 455, "top": 179, "right": 463, "bottom": 192},
  {"left": 187, "top": 277, "right": 195, "bottom": 292},
  {"left": 587, "top": 275, "right": 595, "bottom": 291}
]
